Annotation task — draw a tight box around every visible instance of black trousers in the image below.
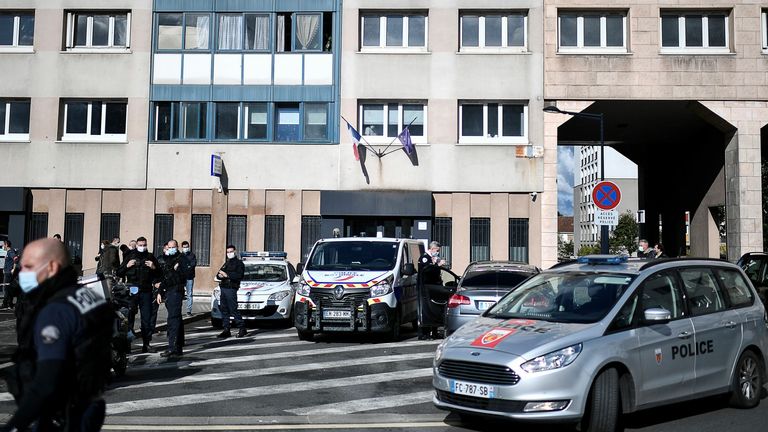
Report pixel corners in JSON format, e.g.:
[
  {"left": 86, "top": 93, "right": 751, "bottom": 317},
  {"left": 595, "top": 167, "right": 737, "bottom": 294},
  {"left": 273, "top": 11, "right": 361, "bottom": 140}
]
[
  {"left": 219, "top": 287, "right": 244, "bottom": 330},
  {"left": 137, "top": 291, "right": 155, "bottom": 344},
  {"left": 2, "top": 273, "right": 15, "bottom": 308},
  {"left": 165, "top": 289, "right": 184, "bottom": 354}
]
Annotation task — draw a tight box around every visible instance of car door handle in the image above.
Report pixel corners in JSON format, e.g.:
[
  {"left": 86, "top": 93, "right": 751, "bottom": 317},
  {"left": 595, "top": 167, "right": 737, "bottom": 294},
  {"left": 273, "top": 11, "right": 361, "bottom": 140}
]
[
  {"left": 677, "top": 331, "right": 692, "bottom": 339},
  {"left": 723, "top": 321, "right": 738, "bottom": 329}
]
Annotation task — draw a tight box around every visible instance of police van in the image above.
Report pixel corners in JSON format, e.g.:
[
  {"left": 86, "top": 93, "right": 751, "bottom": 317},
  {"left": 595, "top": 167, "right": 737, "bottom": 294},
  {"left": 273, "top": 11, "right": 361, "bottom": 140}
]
[{"left": 293, "top": 237, "right": 426, "bottom": 341}]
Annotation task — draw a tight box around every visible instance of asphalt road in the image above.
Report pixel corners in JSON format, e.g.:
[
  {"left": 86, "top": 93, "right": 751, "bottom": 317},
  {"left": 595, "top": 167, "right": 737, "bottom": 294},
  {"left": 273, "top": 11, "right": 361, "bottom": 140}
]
[{"left": 0, "top": 318, "right": 767, "bottom": 431}]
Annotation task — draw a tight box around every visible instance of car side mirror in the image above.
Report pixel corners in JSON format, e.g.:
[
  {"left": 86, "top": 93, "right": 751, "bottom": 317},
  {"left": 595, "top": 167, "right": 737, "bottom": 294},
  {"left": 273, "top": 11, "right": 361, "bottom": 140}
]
[
  {"left": 643, "top": 307, "right": 672, "bottom": 324},
  {"left": 296, "top": 262, "right": 304, "bottom": 275},
  {"left": 402, "top": 263, "right": 416, "bottom": 276}
]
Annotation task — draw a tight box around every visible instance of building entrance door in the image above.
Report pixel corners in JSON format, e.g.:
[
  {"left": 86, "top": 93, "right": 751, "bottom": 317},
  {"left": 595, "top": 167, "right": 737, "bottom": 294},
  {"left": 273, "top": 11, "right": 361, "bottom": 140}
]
[{"left": 345, "top": 217, "right": 413, "bottom": 239}]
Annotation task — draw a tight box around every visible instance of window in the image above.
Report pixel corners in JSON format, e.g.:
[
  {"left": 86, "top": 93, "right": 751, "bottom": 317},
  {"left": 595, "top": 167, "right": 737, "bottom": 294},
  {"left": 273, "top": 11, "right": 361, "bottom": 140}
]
[
  {"left": 153, "top": 214, "right": 174, "bottom": 256},
  {"left": 275, "top": 103, "right": 300, "bottom": 142},
  {"left": 29, "top": 213, "right": 48, "bottom": 241},
  {"left": 265, "top": 215, "right": 285, "bottom": 252},
  {"left": 360, "top": 102, "right": 426, "bottom": 141},
  {"left": 245, "top": 103, "right": 268, "bottom": 140},
  {"left": 0, "top": 11, "right": 34, "bottom": 49},
  {"left": 433, "top": 217, "right": 452, "bottom": 266},
  {"left": 509, "top": 218, "right": 529, "bottom": 263},
  {"left": 361, "top": 13, "right": 427, "bottom": 50},
  {"left": 0, "top": 99, "right": 30, "bottom": 141},
  {"left": 678, "top": 268, "right": 726, "bottom": 316},
  {"left": 215, "top": 103, "right": 240, "bottom": 140},
  {"left": 100, "top": 213, "right": 120, "bottom": 242},
  {"left": 304, "top": 103, "right": 328, "bottom": 140},
  {"left": 275, "top": 12, "right": 332, "bottom": 53},
  {"left": 66, "top": 11, "right": 129, "bottom": 49},
  {"left": 660, "top": 12, "right": 728, "bottom": 52},
  {"left": 460, "top": 12, "right": 527, "bottom": 50},
  {"left": 64, "top": 213, "right": 84, "bottom": 265},
  {"left": 301, "top": 216, "right": 321, "bottom": 261},
  {"left": 227, "top": 215, "right": 247, "bottom": 253},
  {"left": 715, "top": 268, "right": 754, "bottom": 308},
  {"left": 470, "top": 218, "right": 490, "bottom": 262},
  {"left": 61, "top": 100, "right": 127, "bottom": 142},
  {"left": 459, "top": 102, "right": 527, "bottom": 144},
  {"left": 639, "top": 271, "right": 685, "bottom": 319},
  {"left": 763, "top": 10, "right": 768, "bottom": 51},
  {"left": 153, "top": 102, "right": 207, "bottom": 141},
  {"left": 558, "top": 11, "right": 626, "bottom": 52},
  {"left": 246, "top": 14, "right": 270, "bottom": 50},
  {"left": 192, "top": 214, "right": 211, "bottom": 266},
  {"left": 156, "top": 13, "right": 210, "bottom": 50}
]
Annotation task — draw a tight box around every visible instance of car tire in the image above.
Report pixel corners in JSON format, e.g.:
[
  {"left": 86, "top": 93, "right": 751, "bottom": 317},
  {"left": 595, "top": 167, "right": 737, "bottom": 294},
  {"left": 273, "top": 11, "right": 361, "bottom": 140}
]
[
  {"left": 730, "top": 350, "right": 763, "bottom": 409},
  {"left": 211, "top": 317, "right": 223, "bottom": 329},
  {"left": 581, "top": 368, "right": 620, "bottom": 432},
  {"left": 297, "top": 329, "right": 315, "bottom": 342}
]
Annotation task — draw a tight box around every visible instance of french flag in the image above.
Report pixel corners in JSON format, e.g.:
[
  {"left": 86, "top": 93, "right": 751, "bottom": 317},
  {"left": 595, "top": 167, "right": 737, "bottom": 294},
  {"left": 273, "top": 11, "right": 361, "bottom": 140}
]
[{"left": 345, "top": 120, "right": 362, "bottom": 161}]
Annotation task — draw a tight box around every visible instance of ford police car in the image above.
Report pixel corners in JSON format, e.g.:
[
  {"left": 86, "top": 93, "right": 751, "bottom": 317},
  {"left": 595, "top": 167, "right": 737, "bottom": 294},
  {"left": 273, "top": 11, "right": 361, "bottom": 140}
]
[
  {"left": 433, "top": 255, "right": 768, "bottom": 431},
  {"left": 211, "top": 252, "right": 298, "bottom": 327}
]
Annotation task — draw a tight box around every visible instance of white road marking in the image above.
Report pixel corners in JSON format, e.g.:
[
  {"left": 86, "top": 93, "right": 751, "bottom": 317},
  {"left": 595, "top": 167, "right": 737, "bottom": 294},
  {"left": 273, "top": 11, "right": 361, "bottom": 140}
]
[
  {"left": 0, "top": 393, "right": 14, "bottom": 402},
  {"left": 189, "top": 339, "right": 306, "bottom": 354},
  {"left": 286, "top": 391, "right": 435, "bottom": 415},
  {"left": 106, "top": 368, "right": 432, "bottom": 414},
  {"left": 102, "top": 422, "right": 448, "bottom": 430},
  {"left": 112, "top": 352, "right": 434, "bottom": 391}
]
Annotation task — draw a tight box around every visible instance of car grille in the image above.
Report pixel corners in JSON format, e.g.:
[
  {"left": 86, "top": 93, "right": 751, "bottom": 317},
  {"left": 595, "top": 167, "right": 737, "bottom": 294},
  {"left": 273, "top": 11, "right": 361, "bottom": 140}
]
[
  {"left": 438, "top": 360, "right": 520, "bottom": 385},
  {"left": 310, "top": 291, "right": 368, "bottom": 309},
  {"left": 436, "top": 390, "right": 525, "bottom": 412}
]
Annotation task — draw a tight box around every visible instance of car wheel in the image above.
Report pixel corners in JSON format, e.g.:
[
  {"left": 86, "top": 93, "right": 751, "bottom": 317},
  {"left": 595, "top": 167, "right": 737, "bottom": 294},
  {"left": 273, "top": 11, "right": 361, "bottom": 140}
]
[
  {"left": 297, "top": 329, "right": 314, "bottom": 341},
  {"left": 730, "top": 350, "right": 763, "bottom": 408},
  {"left": 211, "top": 317, "right": 223, "bottom": 329},
  {"left": 580, "top": 368, "right": 620, "bottom": 432}
]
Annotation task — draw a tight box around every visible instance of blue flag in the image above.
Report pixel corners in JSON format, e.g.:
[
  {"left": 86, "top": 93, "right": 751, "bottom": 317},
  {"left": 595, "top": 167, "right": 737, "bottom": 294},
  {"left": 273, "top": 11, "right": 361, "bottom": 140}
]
[{"left": 398, "top": 126, "right": 414, "bottom": 155}]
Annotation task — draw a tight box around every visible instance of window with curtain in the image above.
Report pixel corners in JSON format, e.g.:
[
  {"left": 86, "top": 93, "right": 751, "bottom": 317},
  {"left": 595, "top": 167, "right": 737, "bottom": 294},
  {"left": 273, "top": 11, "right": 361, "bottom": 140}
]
[
  {"left": 246, "top": 14, "right": 269, "bottom": 50},
  {"left": 294, "top": 13, "right": 321, "bottom": 51},
  {"left": 185, "top": 13, "right": 209, "bottom": 50},
  {"left": 217, "top": 14, "right": 243, "bottom": 50}
]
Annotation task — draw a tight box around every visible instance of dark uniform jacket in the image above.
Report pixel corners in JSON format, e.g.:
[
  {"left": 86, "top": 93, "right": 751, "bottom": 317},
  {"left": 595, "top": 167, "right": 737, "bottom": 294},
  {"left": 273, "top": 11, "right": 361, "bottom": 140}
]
[
  {"left": 117, "top": 249, "right": 160, "bottom": 292},
  {"left": 182, "top": 251, "right": 197, "bottom": 280},
  {"left": 157, "top": 252, "right": 190, "bottom": 297},
  {"left": 218, "top": 257, "right": 245, "bottom": 289},
  {"left": 416, "top": 253, "right": 454, "bottom": 328},
  {"left": 5, "top": 266, "right": 112, "bottom": 431}
]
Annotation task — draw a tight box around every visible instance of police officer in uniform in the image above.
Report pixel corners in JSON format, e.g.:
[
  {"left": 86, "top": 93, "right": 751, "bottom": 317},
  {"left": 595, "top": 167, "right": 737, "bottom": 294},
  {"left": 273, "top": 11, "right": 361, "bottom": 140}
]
[
  {"left": 216, "top": 245, "right": 247, "bottom": 339},
  {"left": 417, "top": 241, "right": 453, "bottom": 340},
  {"left": 2, "top": 238, "right": 112, "bottom": 432},
  {"left": 117, "top": 236, "right": 160, "bottom": 353},
  {"left": 154, "top": 239, "right": 189, "bottom": 358}
]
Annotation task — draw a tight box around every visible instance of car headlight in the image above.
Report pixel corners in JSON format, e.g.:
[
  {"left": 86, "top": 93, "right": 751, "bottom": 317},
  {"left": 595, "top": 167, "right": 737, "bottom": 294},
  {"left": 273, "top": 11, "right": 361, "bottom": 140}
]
[
  {"left": 297, "top": 282, "right": 311, "bottom": 297},
  {"left": 268, "top": 290, "right": 291, "bottom": 302},
  {"left": 520, "top": 344, "right": 582, "bottom": 373},
  {"left": 434, "top": 341, "right": 447, "bottom": 367},
  {"left": 213, "top": 287, "right": 221, "bottom": 301},
  {"left": 369, "top": 279, "right": 393, "bottom": 297}
]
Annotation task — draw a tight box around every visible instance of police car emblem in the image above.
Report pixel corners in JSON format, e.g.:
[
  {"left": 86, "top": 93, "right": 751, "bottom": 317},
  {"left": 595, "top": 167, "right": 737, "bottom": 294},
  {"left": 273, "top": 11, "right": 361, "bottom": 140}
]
[
  {"left": 40, "top": 325, "right": 60, "bottom": 344},
  {"left": 334, "top": 285, "right": 345, "bottom": 300},
  {"left": 655, "top": 348, "right": 663, "bottom": 365}
]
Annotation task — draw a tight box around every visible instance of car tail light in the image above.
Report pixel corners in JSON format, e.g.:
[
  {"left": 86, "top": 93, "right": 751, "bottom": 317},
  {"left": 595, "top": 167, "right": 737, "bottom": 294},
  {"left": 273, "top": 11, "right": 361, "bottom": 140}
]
[{"left": 448, "top": 294, "right": 471, "bottom": 309}]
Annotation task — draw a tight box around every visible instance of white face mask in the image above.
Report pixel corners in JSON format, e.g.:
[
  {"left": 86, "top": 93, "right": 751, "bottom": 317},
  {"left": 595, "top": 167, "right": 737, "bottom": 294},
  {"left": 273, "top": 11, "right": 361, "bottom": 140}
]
[
  {"left": 227, "top": 252, "right": 235, "bottom": 259},
  {"left": 137, "top": 246, "right": 147, "bottom": 253}
]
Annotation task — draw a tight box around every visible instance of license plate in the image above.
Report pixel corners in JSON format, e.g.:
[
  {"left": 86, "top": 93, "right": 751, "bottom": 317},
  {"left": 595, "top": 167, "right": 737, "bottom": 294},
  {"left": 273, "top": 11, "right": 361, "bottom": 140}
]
[
  {"left": 477, "top": 301, "right": 495, "bottom": 311},
  {"left": 450, "top": 379, "right": 495, "bottom": 399},
  {"left": 238, "top": 302, "right": 263, "bottom": 310},
  {"left": 323, "top": 309, "right": 351, "bottom": 319}
]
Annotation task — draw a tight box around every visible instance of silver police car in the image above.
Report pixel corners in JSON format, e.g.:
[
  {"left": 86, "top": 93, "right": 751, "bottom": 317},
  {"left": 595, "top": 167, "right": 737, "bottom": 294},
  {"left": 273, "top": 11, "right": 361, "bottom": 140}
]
[{"left": 433, "top": 255, "right": 768, "bottom": 431}]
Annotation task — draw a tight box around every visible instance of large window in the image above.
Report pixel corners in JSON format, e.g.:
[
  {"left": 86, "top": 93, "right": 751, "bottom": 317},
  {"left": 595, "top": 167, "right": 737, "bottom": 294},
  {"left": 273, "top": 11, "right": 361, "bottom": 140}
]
[
  {"left": 360, "top": 102, "right": 425, "bottom": 141},
  {"left": 66, "top": 11, "right": 129, "bottom": 50},
  {"left": 459, "top": 102, "right": 527, "bottom": 144},
  {"left": 64, "top": 213, "right": 84, "bottom": 266},
  {"left": 153, "top": 214, "right": 174, "bottom": 256},
  {"left": 100, "top": 213, "right": 120, "bottom": 242},
  {"left": 558, "top": 11, "right": 626, "bottom": 52},
  {"left": 215, "top": 14, "right": 271, "bottom": 51},
  {"left": 361, "top": 12, "right": 427, "bottom": 50},
  {"left": 215, "top": 103, "right": 240, "bottom": 140},
  {"left": 154, "top": 102, "right": 207, "bottom": 141},
  {"left": 192, "top": 214, "right": 211, "bottom": 266},
  {"left": 460, "top": 12, "right": 527, "bottom": 51},
  {"left": 156, "top": 12, "right": 210, "bottom": 50},
  {"left": 509, "top": 218, "right": 529, "bottom": 263},
  {"left": 660, "top": 12, "right": 729, "bottom": 53},
  {"left": 265, "top": 215, "right": 285, "bottom": 252},
  {"left": 227, "top": 215, "right": 247, "bottom": 253},
  {"left": 0, "top": 11, "right": 34, "bottom": 49},
  {"left": 29, "top": 213, "right": 48, "bottom": 241},
  {"left": 60, "top": 100, "right": 127, "bottom": 142},
  {"left": 0, "top": 99, "right": 30, "bottom": 141},
  {"left": 470, "top": 218, "right": 490, "bottom": 262}
]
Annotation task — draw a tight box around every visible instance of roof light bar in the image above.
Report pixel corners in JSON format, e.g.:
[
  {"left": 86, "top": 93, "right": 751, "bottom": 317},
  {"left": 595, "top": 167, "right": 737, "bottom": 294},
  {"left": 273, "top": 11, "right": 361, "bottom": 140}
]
[
  {"left": 240, "top": 251, "right": 287, "bottom": 259},
  {"left": 576, "top": 255, "right": 628, "bottom": 265}
]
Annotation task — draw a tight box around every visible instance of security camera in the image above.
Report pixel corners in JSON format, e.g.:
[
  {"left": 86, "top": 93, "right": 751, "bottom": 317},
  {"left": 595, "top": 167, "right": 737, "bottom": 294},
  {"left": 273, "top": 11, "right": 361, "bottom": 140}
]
[{"left": 530, "top": 192, "right": 538, "bottom": 202}]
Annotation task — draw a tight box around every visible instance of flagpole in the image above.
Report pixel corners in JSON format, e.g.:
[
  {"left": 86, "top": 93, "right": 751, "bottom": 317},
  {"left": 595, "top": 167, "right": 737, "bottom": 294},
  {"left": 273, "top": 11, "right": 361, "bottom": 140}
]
[
  {"left": 380, "top": 117, "right": 417, "bottom": 156},
  {"left": 340, "top": 115, "right": 377, "bottom": 154}
]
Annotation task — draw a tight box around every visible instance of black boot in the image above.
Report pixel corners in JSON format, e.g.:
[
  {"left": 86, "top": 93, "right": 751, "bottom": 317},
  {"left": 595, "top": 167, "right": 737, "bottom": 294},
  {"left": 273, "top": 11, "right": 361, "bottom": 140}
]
[
  {"left": 217, "top": 329, "right": 231, "bottom": 339},
  {"left": 236, "top": 328, "right": 247, "bottom": 338},
  {"left": 142, "top": 343, "right": 156, "bottom": 353}
]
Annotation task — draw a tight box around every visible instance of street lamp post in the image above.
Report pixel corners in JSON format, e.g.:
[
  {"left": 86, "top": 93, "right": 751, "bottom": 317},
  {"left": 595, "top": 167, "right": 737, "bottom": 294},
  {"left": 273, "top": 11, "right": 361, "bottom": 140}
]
[{"left": 544, "top": 105, "right": 609, "bottom": 254}]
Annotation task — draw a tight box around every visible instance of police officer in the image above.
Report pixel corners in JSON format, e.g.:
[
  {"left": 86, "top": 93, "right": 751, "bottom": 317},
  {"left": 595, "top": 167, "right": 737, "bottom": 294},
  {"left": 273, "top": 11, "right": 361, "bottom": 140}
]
[
  {"left": 417, "top": 241, "right": 452, "bottom": 340},
  {"left": 2, "top": 238, "right": 112, "bottom": 432},
  {"left": 216, "top": 245, "right": 247, "bottom": 339},
  {"left": 117, "top": 236, "right": 160, "bottom": 353},
  {"left": 154, "top": 239, "right": 188, "bottom": 358}
]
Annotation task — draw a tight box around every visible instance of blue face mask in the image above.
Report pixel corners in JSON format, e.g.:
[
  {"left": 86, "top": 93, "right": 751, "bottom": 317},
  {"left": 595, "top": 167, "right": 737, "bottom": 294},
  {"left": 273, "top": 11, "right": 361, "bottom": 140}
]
[
  {"left": 19, "top": 263, "right": 48, "bottom": 294},
  {"left": 166, "top": 247, "right": 178, "bottom": 256}
]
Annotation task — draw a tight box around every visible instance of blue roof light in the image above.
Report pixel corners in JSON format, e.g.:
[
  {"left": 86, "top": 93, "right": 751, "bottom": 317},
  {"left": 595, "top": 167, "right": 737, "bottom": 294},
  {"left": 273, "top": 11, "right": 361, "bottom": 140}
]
[
  {"left": 240, "top": 251, "right": 287, "bottom": 259},
  {"left": 576, "top": 255, "right": 629, "bottom": 265}
]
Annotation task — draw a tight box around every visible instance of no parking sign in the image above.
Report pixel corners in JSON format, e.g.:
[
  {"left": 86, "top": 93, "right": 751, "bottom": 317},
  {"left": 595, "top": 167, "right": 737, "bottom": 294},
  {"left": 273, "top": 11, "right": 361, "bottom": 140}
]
[{"left": 592, "top": 181, "right": 621, "bottom": 226}]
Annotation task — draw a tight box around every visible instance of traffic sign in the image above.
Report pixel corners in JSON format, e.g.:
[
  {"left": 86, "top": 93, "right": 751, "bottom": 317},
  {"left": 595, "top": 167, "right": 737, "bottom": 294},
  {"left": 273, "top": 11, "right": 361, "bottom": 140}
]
[
  {"left": 596, "top": 209, "right": 619, "bottom": 226},
  {"left": 210, "top": 154, "right": 223, "bottom": 177},
  {"left": 592, "top": 181, "right": 622, "bottom": 210}
]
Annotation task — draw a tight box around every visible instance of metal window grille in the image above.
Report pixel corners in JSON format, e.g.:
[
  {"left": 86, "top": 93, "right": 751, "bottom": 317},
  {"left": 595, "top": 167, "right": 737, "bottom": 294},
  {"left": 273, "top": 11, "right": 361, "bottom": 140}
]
[
  {"left": 509, "top": 218, "right": 529, "bottom": 263},
  {"left": 192, "top": 214, "right": 211, "bottom": 266},
  {"left": 227, "top": 215, "right": 247, "bottom": 253},
  {"left": 100, "top": 213, "right": 120, "bottom": 242},
  {"left": 470, "top": 218, "right": 491, "bottom": 262},
  {"left": 153, "top": 214, "right": 174, "bottom": 256},
  {"left": 265, "top": 215, "right": 285, "bottom": 252},
  {"left": 28, "top": 213, "right": 48, "bottom": 241},
  {"left": 64, "top": 213, "right": 84, "bottom": 264},
  {"left": 301, "top": 216, "right": 321, "bottom": 261},
  {"left": 432, "top": 217, "right": 452, "bottom": 265}
]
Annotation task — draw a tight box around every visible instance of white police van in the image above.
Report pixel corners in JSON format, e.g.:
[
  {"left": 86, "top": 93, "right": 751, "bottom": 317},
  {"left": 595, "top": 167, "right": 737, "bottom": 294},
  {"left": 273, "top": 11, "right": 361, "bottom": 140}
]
[
  {"left": 211, "top": 252, "right": 298, "bottom": 327},
  {"left": 293, "top": 237, "right": 426, "bottom": 341}
]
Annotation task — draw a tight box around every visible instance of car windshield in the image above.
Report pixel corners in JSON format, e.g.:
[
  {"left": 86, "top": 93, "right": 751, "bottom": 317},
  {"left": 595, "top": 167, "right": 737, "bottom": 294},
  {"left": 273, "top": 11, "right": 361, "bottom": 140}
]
[
  {"left": 460, "top": 271, "right": 533, "bottom": 291},
  {"left": 485, "top": 271, "right": 635, "bottom": 324},
  {"left": 243, "top": 263, "right": 287, "bottom": 282},
  {"left": 306, "top": 241, "right": 399, "bottom": 271}
]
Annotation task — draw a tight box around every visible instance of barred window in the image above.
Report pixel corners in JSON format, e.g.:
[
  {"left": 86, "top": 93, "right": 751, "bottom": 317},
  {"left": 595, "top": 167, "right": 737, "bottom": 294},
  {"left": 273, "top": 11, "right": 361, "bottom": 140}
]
[
  {"left": 432, "top": 217, "right": 452, "bottom": 265},
  {"left": 29, "top": 213, "right": 48, "bottom": 241},
  {"left": 265, "top": 215, "right": 285, "bottom": 252},
  {"left": 192, "top": 214, "right": 211, "bottom": 266},
  {"left": 509, "top": 218, "right": 529, "bottom": 263},
  {"left": 64, "top": 213, "right": 84, "bottom": 265},
  {"left": 301, "top": 216, "right": 321, "bottom": 262},
  {"left": 100, "top": 213, "right": 120, "bottom": 242},
  {"left": 153, "top": 214, "right": 174, "bottom": 256},
  {"left": 470, "top": 218, "right": 490, "bottom": 262},
  {"left": 227, "top": 215, "right": 247, "bottom": 253}
]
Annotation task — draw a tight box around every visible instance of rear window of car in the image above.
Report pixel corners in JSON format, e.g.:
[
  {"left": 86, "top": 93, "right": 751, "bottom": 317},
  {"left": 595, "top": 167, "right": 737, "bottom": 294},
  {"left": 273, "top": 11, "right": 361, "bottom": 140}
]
[
  {"left": 715, "top": 268, "right": 754, "bottom": 307},
  {"left": 243, "top": 263, "right": 287, "bottom": 282},
  {"left": 461, "top": 271, "right": 533, "bottom": 290}
]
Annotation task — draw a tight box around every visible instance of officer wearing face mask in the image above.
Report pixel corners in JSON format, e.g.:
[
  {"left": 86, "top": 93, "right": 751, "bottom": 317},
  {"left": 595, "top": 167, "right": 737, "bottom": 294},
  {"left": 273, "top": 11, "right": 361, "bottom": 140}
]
[
  {"left": 216, "top": 245, "right": 246, "bottom": 339},
  {"left": 117, "top": 236, "right": 160, "bottom": 353},
  {"left": 153, "top": 239, "right": 189, "bottom": 358},
  {"left": 2, "top": 238, "right": 112, "bottom": 432},
  {"left": 417, "top": 241, "right": 451, "bottom": 340}
]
